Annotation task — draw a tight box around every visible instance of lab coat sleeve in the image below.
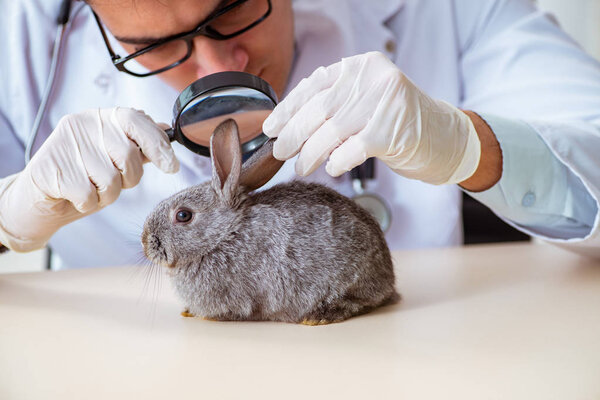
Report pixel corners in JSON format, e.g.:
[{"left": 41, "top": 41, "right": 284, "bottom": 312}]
[
  {"left": 0, "top": 0, "right": 56, "bottom": 177},
  {"left": 457, "top": 0, "right": 600, "bottom": 256},
  {"left": 0, "top": 110, "right": 25, "bottom": 177},
  {"left": 0, "top": 1, "right": 25, "bottom": 177},
  {"left": 0, "top": 110, "right": 25, "bottom": 253}
]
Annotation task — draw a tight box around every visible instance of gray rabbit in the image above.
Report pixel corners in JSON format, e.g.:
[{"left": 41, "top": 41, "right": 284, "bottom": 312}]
[{"left": 142, "top": 119, "right": 398, "bottom": 325}]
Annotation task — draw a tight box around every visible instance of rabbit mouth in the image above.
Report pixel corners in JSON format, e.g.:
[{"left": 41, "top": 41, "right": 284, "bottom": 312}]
[
  {"left": 153, "top": 249, "right": 178, "bottom": 270},
  {"left": 152, "top": 249, "right": 177, "bottom": 269},
  {"left": 146, "top": 252, "right": 178, "bottom": 270},
  {"left": 165, "top": 258, "right": 179, "bottom": 269},
  {"left": 141, "top": 235, "right": 174, "bottom": 268}
]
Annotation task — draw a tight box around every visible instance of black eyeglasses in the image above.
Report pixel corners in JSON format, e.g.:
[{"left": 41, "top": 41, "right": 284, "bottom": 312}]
[{"left": 93, "top": 0, "right": 272, "bottom": 77}]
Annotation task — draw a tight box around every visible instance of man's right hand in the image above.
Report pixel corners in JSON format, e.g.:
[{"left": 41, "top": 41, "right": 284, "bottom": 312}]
[{"left": 0, "top": 107, "right": 179, "bottom": 252}]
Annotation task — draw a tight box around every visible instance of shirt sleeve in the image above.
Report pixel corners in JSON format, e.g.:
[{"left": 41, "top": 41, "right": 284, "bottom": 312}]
[
  {"left": 456, "top": 0, "right": 600, "bottom": 256},
  {"left": 465, "top": 113, "right": 598, "bottom": 240}
]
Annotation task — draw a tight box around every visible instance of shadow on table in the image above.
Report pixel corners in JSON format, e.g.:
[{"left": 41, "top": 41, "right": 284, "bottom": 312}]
[{"left": 0, "top": 277, "right": 181, "bottom": 332}]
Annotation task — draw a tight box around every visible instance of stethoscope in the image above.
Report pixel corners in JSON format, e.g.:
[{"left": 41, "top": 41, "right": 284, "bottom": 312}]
[
  {"left": 350, "top": 159, "right": 392, "bottom": 232},
  {"left": 30, "top": 0, "right": 392, "bottom": 233},
  {"left": 26, "top": 0, "right": 81, "bottom": 164}
]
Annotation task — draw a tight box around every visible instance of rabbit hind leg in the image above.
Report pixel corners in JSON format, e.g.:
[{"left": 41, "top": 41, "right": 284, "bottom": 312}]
[
  {"left": 202, "top": 312, "right": 261, "bottom": 322},
  {"left": 301, "top": 291, "right": 397, "bottom": 325}
]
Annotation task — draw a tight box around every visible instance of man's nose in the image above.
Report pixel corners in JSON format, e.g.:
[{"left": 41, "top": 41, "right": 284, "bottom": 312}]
[{"left": 188, "top": 36, "right": 249, "bottom": 77}]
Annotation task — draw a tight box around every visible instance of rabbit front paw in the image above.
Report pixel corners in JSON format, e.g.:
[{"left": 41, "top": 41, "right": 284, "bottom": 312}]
[
  {"left": 180, "top": 309, "right": 196, "bottom": 318},
  {"left": 180, "top": 310, "right": 221, "bottom": 321}
]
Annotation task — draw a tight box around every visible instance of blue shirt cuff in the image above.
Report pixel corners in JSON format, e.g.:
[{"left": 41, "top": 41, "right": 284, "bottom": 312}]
[{"left": 464, "top": 113, "right": 597, "bottom": 239}]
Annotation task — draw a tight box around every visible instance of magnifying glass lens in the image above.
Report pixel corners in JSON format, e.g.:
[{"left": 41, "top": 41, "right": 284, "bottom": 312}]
[
  {"left": 169, "top": 72, "right": 278, "bottom": 157},
  {"left": 179, "top": 88, "right": 274, "bottom": 147}
]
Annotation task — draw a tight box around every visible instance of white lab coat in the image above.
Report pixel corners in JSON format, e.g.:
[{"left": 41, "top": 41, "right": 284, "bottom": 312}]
[{"left": 1, "top": 0, "right": 600, "bottom": 268}]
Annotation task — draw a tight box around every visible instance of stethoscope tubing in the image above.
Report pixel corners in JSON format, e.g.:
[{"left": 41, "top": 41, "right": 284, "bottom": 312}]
[{"left": 25, "top": 0, "right": 86, "bottom": 165}]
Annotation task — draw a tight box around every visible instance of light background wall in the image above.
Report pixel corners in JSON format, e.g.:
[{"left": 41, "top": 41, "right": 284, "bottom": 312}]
[
  {"left": 0, "top": 1, "right": 597, "bottom": 273},
  {"left": 538, "top": 0, "right": 600, "bottom": 59},
  {"left": 0, "top": 249, "right": 47, "bottom": 273}
]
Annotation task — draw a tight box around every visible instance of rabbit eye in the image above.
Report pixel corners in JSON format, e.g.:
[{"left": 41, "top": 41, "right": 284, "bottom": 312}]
[{"left": 175, "top": 209, "right": 193, "bottom": 223}]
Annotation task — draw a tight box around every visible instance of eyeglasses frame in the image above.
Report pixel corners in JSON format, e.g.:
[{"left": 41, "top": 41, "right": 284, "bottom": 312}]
[{"left": 92, "top": 0, "right": 272, "bottom": 77}]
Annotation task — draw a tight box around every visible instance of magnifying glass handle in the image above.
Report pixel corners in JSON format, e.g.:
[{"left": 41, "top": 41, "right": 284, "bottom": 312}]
[
  {"left": 165, "top": 128, "right": 176, "bottom": 142},
  {"left": 164, "top": 121, "right": 283, "bottom": 190},
  {"left": 240, "top": 137, "right": 284, "bottom": 191}
]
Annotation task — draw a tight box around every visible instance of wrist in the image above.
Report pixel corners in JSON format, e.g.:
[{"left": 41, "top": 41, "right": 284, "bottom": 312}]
[
  {"left": 0, "top": 174, "right": 19, "bottom": 250},
  {"left": 0, "top": 173, "right": 50, "bottom": 252},
  {"left": 459, "top": 110, "right": 503, "bottom": 192}
]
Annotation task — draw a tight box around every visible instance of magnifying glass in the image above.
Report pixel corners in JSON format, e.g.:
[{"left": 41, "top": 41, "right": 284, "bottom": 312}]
[{"left": 165, "top": 71, "right": 278, "bottom": 157}]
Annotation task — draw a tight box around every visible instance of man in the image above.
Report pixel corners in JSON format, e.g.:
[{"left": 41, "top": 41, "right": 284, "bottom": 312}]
[{"left": 1, "top": 0, "right": 599, "bottom": 268}]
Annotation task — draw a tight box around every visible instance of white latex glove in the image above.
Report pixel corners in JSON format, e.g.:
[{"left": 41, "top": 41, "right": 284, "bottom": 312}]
[
  {"left": 0, "top": 107, "right": 179, "bottom": 252},
  {"left": 263, "top": 51, "right": 481, "bottom": 184}
]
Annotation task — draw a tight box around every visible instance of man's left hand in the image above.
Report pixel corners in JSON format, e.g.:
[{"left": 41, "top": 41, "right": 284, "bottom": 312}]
[{"left": 262, "top": 51, "right": 482, "bottom": 185}]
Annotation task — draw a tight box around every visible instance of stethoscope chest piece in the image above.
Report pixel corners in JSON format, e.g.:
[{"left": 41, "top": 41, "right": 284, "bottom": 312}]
[
  {"left": 353, "top": 193, "right": 392, "bottom": 233},
  {"left": 350, "top": 158, "right": 392, "bottom": 233}
]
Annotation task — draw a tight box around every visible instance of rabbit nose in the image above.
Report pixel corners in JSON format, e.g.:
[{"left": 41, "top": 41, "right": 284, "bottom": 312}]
[
  {"left": 141, "top": 232, "right": 149, "bottom": 252},
  {"left": 149, "top": 234, "right": 162, "bottom": 250},
  {"left": 141, "top": 232, "right": 161, "bottom": 252}
]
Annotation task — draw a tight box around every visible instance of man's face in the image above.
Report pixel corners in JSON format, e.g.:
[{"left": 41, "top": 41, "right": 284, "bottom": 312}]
[{"left": 91, "top": 0, "right": 295, "bottom": 98}]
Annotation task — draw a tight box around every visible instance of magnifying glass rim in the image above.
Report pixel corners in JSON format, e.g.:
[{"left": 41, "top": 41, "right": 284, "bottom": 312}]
[{"left": 172, "top": 71, "right": 278, "bottom": 157}]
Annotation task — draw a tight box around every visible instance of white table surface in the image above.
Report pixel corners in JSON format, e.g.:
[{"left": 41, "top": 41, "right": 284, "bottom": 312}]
[{"left": 1, "top": 242, "right": 599, "bottom": 400}]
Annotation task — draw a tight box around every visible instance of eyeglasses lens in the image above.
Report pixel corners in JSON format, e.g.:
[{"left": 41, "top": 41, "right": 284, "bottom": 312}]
[
  {"left": 122, "top": 0, "right": 269, "bottom": 75},
  {"left": 210, "top": 0, "right": 270, "bottom": 36},
  {"left": 123, "top": 40, "right": 189, "bottom": 75}
]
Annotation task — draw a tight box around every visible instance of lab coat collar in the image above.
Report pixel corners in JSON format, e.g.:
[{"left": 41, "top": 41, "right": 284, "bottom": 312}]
[
  {"left": 368, "top": 0, "right": 406, "bottom": 23},
  {"left": 350, "top": 0, "right": 405, "bottom": 55}
]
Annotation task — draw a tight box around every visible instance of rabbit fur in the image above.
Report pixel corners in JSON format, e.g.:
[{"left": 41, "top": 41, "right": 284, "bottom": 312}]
[{"left": 142, "top": 119, "right": 398, "bottom": 324}]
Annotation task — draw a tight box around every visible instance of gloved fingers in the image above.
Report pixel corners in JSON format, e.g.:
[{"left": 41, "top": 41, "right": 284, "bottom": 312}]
[
  {"left": 70, "top": 132, "right": 126, "bottom": 208},
  {"left": 103, "top": 131, "right": 145, "bottom": 189},
  {"left": 263, "top": 62, "right": 342, "bottom": 138},
  {"left": 294, "top": 116, "right": 361, "bottom": 176},
  {"left": 271, "top": 89, "right": 334, "bottom": 160},
  {"left": 86, "top": 166, "right": 123, "bottom": 208},
  {"left": 110, "top": 108, "right": 179, "bottom": 174},
  {"left": 38, "top": 159, "right": 100, "bottom": 214},
  {"left": 325, "top": 132, "right": 374, "bottom": 177},
  {"left": 113, "top": 147, "right": 144, "bottom": 190},
  {"left": 63, "top": 110, "right": 131, "bottom": 206}
]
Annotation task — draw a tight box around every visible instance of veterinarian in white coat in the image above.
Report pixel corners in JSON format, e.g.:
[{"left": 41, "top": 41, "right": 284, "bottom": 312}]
[{"left": 1, "top": 0, "right": 599, "bottom": 268}]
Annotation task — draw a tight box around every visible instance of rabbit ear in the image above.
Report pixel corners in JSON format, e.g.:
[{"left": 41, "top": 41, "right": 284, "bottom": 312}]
[
  {"left": 239, "top": 138, "right": 284, "bottom": 191},
  {"left": 210, "top": 119, "right": 242, "bottom": 204}
]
